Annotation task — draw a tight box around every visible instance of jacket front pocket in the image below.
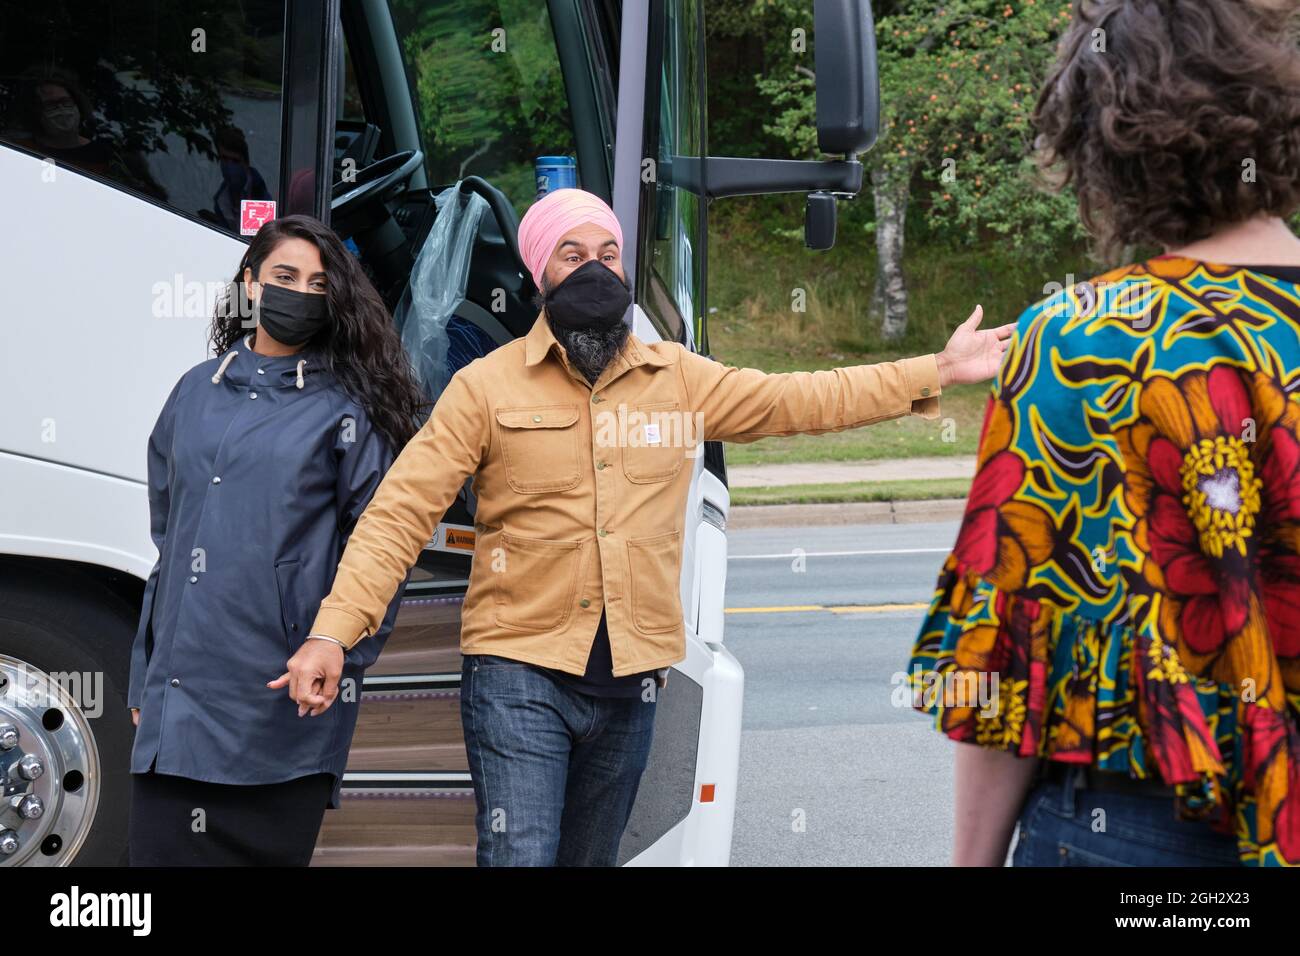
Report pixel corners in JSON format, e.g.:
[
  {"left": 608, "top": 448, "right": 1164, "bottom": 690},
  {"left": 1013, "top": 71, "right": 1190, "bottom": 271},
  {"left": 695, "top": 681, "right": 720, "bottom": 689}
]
[
  {"left": 273, "top": 559, "right": 307, "bottom": 652},
  {"left": 493, "top": 533, "right": 584, "bottom": 631},
  {"left": 495, "top": 404, "right": 582, "bottom": 494},
  {"left": 626, "top": 530, "right": 682, "bottom": 633},
  {"left": 621, "top": 402, "right": 687, "bottom": 483}
]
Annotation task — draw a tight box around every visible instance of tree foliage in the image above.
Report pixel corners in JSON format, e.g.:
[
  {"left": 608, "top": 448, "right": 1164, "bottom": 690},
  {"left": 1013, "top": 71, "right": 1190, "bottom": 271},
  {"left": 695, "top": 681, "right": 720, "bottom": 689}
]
[
  {"left": 390, "top": 0, "right": 573, "bottom": 206},
  {"left": 716, "top": 0, "right": 1087, "bottom": 260}
]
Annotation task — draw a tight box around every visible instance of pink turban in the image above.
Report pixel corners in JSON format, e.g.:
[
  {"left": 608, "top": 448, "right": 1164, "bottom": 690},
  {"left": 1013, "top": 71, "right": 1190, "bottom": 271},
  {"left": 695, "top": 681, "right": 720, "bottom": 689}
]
[{"left": 516, "top": 188, "right": 624, "bottom": 289}]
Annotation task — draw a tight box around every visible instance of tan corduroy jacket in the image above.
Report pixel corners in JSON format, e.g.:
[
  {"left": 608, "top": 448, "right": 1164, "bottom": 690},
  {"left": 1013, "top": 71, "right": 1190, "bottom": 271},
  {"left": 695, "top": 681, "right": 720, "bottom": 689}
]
[{"left": 309, "top": 312, "right": 942, "bottom": 676}]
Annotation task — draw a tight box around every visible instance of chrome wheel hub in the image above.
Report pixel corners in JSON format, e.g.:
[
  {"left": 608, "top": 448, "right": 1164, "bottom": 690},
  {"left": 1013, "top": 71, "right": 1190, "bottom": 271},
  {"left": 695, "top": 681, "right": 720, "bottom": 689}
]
[{"left": 0, "top": 654, "right": 100, "bottom": 865}]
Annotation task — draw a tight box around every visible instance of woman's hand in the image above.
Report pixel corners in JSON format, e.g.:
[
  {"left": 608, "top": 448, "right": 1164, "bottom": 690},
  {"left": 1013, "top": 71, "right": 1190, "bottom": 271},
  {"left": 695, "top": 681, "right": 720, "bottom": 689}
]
[
  {"left": 935, "top": 305, "right": 1016, "bottom": 387},
  {"left": 269, "top": 639, "right": 345, "bottom": 717}
]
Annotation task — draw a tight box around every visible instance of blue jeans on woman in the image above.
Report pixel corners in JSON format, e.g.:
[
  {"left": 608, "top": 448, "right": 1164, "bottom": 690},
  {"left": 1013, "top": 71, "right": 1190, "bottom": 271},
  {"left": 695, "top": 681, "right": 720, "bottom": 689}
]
[
  {"left": 1012, "top": 765, "right": 1242, "bottom": 866},
  {"left": 460, "top": 654, "right": 657, "bottom": 866}
]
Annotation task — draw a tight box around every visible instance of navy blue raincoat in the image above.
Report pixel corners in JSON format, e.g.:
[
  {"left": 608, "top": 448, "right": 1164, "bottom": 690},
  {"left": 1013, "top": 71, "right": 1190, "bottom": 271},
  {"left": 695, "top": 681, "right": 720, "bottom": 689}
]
[{"left": 127, "top": 332, "right": 407, "bottom": 809}]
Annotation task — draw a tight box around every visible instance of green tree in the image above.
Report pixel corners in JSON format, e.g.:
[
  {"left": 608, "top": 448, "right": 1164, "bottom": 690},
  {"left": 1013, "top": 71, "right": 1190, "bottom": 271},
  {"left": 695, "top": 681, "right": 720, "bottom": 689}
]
[
  {"left": 391, "top": 0, "right": 574, "bottom": 208},
  {"left": 751, "top": 0, "right": 1084, "bottom": 339}
]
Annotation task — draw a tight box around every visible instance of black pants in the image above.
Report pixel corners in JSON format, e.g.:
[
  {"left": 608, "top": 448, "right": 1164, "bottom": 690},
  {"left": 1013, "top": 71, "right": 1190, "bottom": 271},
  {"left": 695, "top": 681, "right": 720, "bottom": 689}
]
[{"left": 128, "top": 769, "right": 334, "bottom": 866}]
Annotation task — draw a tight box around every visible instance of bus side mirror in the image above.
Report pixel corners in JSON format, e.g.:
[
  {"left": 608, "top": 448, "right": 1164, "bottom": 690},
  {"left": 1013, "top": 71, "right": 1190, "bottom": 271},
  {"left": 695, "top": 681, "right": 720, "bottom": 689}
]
[
  {"left": 662, "top": 1, "right": 880, "bottom": 250},
  {"left": 814, "top": 0, "right": 880, "bottom": 157},
  {"left": 805, "top": 192, "right": 838, "bottom": 252}
]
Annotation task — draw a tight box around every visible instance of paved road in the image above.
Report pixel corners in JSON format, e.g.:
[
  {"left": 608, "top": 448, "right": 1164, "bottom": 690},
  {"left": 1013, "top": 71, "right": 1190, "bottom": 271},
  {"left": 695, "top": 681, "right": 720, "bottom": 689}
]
[{"left": 724, "top": 519, "right": 961, "bottom": 866}]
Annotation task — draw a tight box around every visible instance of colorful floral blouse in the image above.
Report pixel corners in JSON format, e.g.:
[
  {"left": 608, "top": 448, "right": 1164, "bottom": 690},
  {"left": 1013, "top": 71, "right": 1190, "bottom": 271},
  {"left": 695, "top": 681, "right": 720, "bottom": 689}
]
[{"left": 908, "top": 257, "right": 1300, "bottom": 867}]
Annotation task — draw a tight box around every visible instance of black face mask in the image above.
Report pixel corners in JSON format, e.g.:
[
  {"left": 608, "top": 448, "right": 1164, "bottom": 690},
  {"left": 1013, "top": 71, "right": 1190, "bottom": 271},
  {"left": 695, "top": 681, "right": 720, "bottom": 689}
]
[
  {"left": 254, "top": 282, "right": 329, "bottom": 347},
  {"left": 543, "top": 259, "right": 632, "bottom": 331}
]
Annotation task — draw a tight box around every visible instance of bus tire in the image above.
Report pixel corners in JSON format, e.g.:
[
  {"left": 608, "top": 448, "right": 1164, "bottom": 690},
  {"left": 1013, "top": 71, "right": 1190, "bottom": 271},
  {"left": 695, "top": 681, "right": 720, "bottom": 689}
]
[{"left": 0, "top": 567, "right": 137, "bottom": 866}]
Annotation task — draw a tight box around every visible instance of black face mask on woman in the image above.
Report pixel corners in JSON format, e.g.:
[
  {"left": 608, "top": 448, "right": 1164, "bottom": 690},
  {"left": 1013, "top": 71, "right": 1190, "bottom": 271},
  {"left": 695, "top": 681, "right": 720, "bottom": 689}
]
[
  {"left": 543, "top": 259, "right": 632, "bottom": 332},
  {"left": 254, "top": 282, "right": 329, "bottom": 346}
]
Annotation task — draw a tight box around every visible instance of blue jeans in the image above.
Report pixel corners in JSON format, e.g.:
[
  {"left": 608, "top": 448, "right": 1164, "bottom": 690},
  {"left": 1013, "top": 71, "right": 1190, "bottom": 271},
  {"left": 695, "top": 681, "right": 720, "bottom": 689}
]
[
  {"left": 460, "top": 654, "right": 657, "bottom": 866},
  {"left": 1012, "top": 766, "right": 1242, "bottom": 866}
]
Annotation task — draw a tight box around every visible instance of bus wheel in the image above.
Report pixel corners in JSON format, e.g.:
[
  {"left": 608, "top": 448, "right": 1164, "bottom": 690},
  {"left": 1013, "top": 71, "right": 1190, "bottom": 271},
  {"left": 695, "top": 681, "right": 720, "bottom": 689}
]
[{"left": 0, "top": 572, "right": 135, "bottom": 866}]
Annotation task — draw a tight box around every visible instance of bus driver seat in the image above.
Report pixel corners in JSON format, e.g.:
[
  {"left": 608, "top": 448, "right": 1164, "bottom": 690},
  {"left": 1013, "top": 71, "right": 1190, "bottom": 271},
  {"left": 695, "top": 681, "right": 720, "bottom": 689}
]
[{"left": 393, "top": 176, "right": 534, "bottom": 407}]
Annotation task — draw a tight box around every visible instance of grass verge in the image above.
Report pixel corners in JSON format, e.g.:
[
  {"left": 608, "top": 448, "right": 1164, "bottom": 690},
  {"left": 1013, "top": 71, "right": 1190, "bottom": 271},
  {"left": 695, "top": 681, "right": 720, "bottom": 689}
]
[{"left": 730, "top": 477, "right": 973, "bottom": 506}]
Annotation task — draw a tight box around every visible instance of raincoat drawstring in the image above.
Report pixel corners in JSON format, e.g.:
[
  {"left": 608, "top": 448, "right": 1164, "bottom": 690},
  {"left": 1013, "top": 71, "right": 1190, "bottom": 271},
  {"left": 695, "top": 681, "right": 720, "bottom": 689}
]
[
  {"left": 211, "top": 350, "right": 238, "bottom": 384},
  {"left": 214, "top": 334, "right": 309, "bottom": 388}
]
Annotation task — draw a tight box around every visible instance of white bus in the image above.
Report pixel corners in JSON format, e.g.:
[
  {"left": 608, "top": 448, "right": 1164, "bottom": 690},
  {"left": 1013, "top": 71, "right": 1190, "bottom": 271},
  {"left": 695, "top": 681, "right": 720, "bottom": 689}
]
[{"left": 0, "top": 0, "right": 878, "bottom": 865}]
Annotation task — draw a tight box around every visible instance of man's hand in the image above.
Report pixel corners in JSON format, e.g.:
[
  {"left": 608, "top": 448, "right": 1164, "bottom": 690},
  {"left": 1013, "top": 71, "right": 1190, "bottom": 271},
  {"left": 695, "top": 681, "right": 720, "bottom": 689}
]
[
  {"left": 268, "top": 638, "right": 346, "bottom": 717},
  {"left": 130, "top": 708, "right": 139, "bottom": 727},
  {"left": 935, "top": 305, "right": 1015, "bottom": 387}
]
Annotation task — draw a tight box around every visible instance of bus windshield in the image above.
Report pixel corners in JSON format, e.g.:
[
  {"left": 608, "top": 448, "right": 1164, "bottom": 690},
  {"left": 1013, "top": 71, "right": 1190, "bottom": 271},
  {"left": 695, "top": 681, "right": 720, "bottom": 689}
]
[{"left": 388, "top": 0, "right": 581, "bottom": 215}]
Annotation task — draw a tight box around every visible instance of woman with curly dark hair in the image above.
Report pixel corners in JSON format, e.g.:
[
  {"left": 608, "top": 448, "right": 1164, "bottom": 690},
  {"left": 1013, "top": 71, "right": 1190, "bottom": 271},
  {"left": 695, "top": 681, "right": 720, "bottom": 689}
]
[
  {"left": 125, "top": 215, "right": 429, "bottom": 865},
  {"left": 907, "top": 0, "right": 1300, "bottom": 866}
]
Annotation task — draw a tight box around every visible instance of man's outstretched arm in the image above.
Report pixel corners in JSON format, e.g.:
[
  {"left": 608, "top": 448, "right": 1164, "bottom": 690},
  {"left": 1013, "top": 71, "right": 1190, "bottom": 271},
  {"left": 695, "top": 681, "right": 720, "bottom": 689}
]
[
  {"left": 681, "top": 305, "right": 1011, "bottom": 443},
  {"left": 312, "top": 369, "right": 488, "bottom": 646},
  {"left": 273, "top": 368, "right": 489, "bottom": 714}
]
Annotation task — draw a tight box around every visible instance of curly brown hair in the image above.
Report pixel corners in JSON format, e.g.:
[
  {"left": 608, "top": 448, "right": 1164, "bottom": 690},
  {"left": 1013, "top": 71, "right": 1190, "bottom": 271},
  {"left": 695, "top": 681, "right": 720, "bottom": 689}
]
[{"left": 1033, "top": 0, "right": 1300, "bottom": 260}]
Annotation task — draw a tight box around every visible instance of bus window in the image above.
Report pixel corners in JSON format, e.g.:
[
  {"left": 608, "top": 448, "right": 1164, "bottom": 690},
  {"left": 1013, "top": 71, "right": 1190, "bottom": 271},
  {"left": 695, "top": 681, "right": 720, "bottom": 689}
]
[
  {"left": 0, "top": 0, "right": 286, "bottom": 236},
  {"left": 388, "top": 0, "right": 579, "bottom": 215},
  {"left": 642, "top": 0, "right": 705, "bottom": 347}
]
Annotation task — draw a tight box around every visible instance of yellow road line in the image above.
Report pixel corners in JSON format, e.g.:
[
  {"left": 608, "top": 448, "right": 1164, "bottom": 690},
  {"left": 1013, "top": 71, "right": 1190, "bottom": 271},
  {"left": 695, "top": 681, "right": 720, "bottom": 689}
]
[
  {"left": 724, "top": 602, "right": 928, "bottom": 615},
  {"left": 724, "top": 605, "right": 823, "bottom": 614}
]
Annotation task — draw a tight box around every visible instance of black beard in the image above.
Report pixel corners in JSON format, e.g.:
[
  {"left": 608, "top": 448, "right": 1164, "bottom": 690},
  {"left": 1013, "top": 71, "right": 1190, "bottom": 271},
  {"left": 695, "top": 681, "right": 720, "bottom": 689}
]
[
  {"left": 537, "top": 277, "right": 630, "bottom": 384},
  {"left": 546, "top": 314, "right": 629, "bottom": 384}
]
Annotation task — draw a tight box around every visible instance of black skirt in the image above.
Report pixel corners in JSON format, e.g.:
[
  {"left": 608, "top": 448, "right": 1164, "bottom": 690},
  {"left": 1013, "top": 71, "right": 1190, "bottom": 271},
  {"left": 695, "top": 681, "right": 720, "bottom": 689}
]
[{"left": 128, "top": 769, "right": 334, "bottom": 866}]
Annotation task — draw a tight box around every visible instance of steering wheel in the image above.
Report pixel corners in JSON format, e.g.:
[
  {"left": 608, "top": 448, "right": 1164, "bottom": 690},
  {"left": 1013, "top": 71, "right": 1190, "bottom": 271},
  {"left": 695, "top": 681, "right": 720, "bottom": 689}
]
[{"left": 331, "top": 148, "right": 424, "bottom": 233}]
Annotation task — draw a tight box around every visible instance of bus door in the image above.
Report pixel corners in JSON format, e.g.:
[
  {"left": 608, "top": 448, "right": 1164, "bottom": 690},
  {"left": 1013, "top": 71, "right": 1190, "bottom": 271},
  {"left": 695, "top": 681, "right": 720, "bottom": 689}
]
[{"left": 313, "top": 0, "right": 651, "bottom": 865}]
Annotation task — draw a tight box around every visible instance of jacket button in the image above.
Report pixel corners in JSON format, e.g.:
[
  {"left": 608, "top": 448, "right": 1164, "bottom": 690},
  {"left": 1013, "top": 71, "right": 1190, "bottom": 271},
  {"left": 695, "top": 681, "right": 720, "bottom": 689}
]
[
  {"left": 532, "top": 414, "right": 542, "bottom": 422},
  {"left": 189, "top": 575, "right": 198, "bottom": 583},
  {"left": 598, "top": 529, "right": 608, "bottom": 537},
  {"left": 592, "top": 395, "right": 603, "bottom": 404},
  {"left": 921, "top": 386, "right": 931, "bottom": 397},
  {"left": 211, "top": 476, "right": 221, "bottom": 484},
  {"left": 250, "top": 392, "right": 258, "bottom": 399},
  {"left": 580, "top": 599, "right": 590, "bottom": 608},
  {"left": 170, "top": 678, "right": 180, "bottom": 687},
  {"left": 257, "top": 368, "right": 266, "bottom": 375},
  {"left": 596, "top": 461, "right": 606, "bottom": 470}
]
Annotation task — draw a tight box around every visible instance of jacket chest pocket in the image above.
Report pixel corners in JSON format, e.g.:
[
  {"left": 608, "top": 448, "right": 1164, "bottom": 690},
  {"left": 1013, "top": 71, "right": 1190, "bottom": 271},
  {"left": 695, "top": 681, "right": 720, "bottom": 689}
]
[
  {"left": 621, "top": 401, "right": 686, "bottom": 483},
  {"left": 495, "top": 405, "right": 582, "bottom": 494}
]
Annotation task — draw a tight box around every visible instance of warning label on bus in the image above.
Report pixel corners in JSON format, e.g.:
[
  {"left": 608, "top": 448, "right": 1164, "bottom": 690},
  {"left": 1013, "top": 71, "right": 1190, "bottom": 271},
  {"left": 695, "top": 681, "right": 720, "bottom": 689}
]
[{"left": 424, "top": 523, "right": 476, "bottom": 554}]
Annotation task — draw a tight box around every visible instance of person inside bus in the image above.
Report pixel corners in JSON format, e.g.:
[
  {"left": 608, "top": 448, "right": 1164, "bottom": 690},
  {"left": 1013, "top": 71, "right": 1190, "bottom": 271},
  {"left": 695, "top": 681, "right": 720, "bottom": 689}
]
[
  {"left": 204, "top": 125, "right": 272, "bottom": 233},
  {"left": 277, "top": 186, "right": 1014, "bottom": 867},
  {"left": 125, "top": 214, "right": 428, "bottom": 866},
  {"left": 907, "top": 0, "right": 1300, "bottom": 867},
  {"left": 9, "top": 65, "right": 166, "bottom": 201}
]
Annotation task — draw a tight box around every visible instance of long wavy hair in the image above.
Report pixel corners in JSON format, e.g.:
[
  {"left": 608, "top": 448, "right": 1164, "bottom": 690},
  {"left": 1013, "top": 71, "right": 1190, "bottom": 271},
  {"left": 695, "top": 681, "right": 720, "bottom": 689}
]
[{"left": 208, "top": 215, "right": 429, "bottom": 452}]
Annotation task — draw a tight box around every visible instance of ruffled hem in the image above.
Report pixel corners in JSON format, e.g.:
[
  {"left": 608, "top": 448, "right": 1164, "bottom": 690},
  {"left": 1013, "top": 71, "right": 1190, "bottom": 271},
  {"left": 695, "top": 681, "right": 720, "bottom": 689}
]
[{"left": 908, "top": 555, "right": 1300, "bottom": 866}]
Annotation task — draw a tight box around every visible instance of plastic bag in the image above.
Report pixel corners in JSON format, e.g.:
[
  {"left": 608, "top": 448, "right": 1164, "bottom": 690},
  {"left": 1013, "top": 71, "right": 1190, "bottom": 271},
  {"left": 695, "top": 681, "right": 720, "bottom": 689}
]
[{"left": 396, "top": 182, "right": 489, "bottom": 401}]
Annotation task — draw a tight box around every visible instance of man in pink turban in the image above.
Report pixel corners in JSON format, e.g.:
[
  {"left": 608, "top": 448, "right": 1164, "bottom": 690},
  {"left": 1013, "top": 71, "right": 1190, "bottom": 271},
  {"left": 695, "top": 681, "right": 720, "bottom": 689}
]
[
  {"left": 516, "top": 187, "right": 634, "bottom": 385},
  {"left": 292, "top": 186, "right": 1014, "bottom": 867}
]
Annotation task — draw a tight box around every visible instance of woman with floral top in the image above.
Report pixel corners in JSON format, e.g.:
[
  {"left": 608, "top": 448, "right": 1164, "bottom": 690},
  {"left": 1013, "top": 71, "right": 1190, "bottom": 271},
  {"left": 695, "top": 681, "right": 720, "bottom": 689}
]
[{"left": 908, "top": 0, "right": 1300, "bottom": 866}]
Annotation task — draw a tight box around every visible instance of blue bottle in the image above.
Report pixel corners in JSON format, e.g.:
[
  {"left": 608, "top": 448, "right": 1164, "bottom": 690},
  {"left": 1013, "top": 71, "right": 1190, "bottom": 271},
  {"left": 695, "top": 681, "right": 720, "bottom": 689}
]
[{"left": 535, "top": 155, "right": 578, "bottom": 197}]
